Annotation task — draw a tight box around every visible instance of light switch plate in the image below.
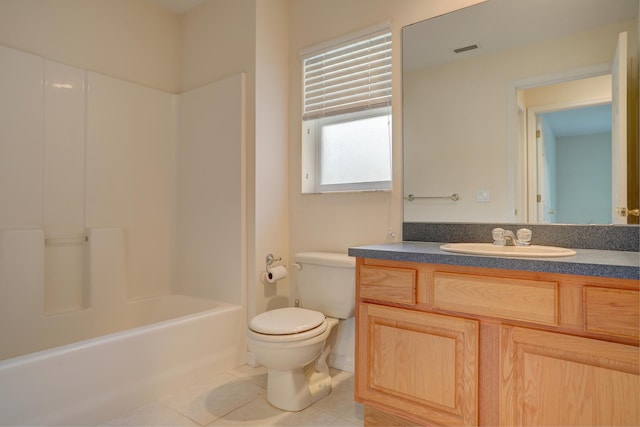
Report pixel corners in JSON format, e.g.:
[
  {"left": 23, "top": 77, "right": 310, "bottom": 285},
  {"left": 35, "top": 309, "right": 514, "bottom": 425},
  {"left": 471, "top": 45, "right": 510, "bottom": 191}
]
[{"left": 476, "top": 189, "right": 489, "bottom": 202}]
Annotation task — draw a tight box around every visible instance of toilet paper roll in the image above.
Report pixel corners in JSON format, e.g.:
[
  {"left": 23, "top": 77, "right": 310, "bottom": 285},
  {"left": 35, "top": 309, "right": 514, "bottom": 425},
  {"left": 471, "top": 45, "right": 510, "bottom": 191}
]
[{"left": 265, "top": 265, "right": 287, "bottom": 283}]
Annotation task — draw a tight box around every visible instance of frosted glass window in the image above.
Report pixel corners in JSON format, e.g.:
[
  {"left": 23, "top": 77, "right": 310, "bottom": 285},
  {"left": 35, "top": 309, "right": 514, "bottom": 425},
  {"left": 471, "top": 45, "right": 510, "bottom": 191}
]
[
  {"left": 319, "top": 112, "right": 391, "bottom": 188},
  {"left": 300, "top": 24, "right": 392, "bottom": 193}
]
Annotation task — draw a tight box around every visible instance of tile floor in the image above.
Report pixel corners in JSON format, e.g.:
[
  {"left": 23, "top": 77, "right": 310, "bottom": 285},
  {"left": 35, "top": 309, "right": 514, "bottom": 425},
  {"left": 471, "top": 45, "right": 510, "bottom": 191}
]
[{"left": 101, "top": 365, "right": 363, "bottom": 426}]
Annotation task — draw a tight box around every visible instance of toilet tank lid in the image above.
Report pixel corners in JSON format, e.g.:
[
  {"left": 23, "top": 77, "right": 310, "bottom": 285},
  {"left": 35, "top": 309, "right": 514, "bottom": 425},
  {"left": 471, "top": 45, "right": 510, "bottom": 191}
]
[{"left": 294, "top": 252, "right": 355, "bottom": 268}]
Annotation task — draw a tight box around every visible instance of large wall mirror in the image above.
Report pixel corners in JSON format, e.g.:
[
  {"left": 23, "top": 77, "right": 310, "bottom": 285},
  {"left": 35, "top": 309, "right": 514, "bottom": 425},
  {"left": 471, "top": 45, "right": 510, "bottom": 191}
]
[{"left": 403, "top": 0, "right": 639, "bottom": 225}]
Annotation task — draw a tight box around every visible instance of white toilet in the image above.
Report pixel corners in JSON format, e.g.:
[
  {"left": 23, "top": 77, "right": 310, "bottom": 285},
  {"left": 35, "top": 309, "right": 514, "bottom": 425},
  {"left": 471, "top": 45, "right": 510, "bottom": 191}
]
[{"left": 247, "top": 252, "right": 355, "bottom": 411}]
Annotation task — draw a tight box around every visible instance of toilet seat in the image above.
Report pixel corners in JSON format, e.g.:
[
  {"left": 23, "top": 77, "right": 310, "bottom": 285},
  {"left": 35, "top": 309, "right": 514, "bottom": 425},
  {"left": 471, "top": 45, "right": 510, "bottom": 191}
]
[{"left": 248, "top": 307, "right": 327, "bottom": 343}]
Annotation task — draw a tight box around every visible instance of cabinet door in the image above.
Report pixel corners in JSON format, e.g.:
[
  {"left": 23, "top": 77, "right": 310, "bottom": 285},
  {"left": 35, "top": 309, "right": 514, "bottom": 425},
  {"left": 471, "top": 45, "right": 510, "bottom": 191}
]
[
  {"left": 357, "top": 303, "right": 479, "bottom": 426},
  {"left": 500, "top": 326, "right": 640, "bottom": 426}
]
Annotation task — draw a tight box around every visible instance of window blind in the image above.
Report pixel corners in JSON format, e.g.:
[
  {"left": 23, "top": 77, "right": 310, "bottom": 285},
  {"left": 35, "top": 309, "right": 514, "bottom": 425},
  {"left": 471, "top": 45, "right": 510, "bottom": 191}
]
[{"left": 302, "top": 29, "right": 392, "bottom": 120}]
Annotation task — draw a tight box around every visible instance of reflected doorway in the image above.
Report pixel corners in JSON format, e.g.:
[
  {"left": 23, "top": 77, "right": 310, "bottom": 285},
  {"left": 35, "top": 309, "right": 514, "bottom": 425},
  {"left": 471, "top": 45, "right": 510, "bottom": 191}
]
[
  {"left": 514, "top": 31, "right": 637, "bottom": 224},
  {"left": 514, "top": 72, "right": 617, "bottom": 224},
  {"left": 533, "top": 104, "right": 612, "bottom": 224}
]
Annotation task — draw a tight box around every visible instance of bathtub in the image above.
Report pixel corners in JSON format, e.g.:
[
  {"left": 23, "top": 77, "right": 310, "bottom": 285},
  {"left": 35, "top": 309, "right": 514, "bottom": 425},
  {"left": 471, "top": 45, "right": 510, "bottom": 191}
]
[{"left": 0, "top": 296, "right": 245, "bottom": 426}]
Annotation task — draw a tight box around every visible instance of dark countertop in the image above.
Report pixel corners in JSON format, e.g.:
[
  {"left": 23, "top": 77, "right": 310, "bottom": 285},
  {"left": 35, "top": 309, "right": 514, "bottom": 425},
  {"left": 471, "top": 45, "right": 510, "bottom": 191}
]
[{"left": 349, "top": 241, "right": 640, "bottom": 280}]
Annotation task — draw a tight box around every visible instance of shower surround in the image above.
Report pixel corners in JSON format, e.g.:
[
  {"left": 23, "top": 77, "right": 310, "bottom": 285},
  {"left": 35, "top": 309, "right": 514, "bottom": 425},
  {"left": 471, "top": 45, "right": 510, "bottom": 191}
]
[{"left": 0, "top": 44, "right": 247, "bottom": 424}]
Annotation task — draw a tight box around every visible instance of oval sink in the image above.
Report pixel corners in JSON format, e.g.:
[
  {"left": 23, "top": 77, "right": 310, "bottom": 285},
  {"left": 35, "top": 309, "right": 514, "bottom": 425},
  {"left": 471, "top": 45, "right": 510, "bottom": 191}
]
[{"left": 440, "top": 242, "right": 576, "bottom": 258}]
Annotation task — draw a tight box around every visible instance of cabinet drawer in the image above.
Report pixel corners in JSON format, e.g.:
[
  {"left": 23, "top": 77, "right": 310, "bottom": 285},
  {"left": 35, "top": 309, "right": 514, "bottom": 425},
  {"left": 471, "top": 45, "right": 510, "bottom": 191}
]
[
  {"left": 433, "top": 272, "right": 558, "bottom": 325},
  {"left": 584, "top": 287, "right": 639, "bottom": 339},
  {"left": 359, "top": 265, "right": 416, "bottom": 305}
]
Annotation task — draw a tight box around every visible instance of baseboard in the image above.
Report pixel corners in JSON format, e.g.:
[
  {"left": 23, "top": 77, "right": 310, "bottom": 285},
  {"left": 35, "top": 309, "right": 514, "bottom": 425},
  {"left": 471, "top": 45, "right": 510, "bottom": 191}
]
[{"left": 329, "top": 353, "right": 354, "bottom": 373}]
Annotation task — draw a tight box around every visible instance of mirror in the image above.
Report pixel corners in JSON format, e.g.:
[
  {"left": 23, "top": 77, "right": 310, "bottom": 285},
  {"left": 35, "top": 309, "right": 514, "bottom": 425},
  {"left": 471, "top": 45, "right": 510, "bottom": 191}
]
[{"left": 402, "top": 0, "right": 639, "bottom": 224}]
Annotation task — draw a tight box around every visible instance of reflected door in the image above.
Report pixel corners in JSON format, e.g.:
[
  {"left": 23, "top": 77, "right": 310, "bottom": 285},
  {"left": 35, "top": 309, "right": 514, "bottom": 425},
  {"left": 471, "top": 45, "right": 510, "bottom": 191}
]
[
  {"left": 611, "top": 31, "right": 628, "bottom": 224},
  {"left": 536, "top": 118, "right": 554, "bottom": 223}
]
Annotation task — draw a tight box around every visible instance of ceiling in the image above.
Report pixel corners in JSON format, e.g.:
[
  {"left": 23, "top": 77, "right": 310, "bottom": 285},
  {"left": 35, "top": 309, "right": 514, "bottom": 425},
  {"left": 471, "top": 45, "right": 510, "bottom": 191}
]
[
  {"left": 403, "top": 0, "right": 639, "bottom": 72},
  {"left": 150, "top": 0, "right": 205, "bottom": 14}
]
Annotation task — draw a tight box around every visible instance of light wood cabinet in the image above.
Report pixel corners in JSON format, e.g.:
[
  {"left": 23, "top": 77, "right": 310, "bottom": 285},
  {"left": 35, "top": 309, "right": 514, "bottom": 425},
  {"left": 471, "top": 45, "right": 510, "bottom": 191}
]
[
  {"left": 583, "top": 287, "right": 639, "bottom": 338},
  {"left": 355, "top": 258, "right": 640, "bottom": 426},
  {"left": 500, "top": 326, "right": 639, "bottom": 426},
  {"left": 432, "top": 271, "right": 558, "bottom": 326},
  {"left": 357, "top": 303, "right": 479, "bottom": 426},
  {"left": 360, "top": 265, "right": 417, "bottom": 305}
]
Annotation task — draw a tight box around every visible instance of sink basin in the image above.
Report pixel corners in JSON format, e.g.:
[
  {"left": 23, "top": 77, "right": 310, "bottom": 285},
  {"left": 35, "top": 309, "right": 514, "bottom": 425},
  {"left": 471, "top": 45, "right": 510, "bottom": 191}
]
[{"left": 440, "top": 242, "right": 576, "bottom": 258}]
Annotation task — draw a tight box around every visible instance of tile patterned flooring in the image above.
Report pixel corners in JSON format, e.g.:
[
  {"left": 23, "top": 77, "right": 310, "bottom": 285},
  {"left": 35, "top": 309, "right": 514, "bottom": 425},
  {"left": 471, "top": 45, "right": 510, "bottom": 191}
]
[{"left": 101, "top": 366, "right": 363, "bottom": 426}]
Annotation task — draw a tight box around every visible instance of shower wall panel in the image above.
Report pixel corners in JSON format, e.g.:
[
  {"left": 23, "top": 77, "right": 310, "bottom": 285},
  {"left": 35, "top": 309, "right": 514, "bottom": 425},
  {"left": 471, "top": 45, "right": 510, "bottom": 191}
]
[
  {"left": 43, "top": 60, "right": 86, "bottom": 236},
  {"left": 0, "top": 45, "right": 44, "bottom": 228},
  {"left": 0, "top": 44, "right": 176, "bottom": 312},
  {"left": 43, "top": 60, "right": 87, "bottom": 314},
  {"left": 86, "top": 73, "right": 175, "bottom": 299},
  {"left": 176, "top": 74, "right": 246, "bottom": 305}
]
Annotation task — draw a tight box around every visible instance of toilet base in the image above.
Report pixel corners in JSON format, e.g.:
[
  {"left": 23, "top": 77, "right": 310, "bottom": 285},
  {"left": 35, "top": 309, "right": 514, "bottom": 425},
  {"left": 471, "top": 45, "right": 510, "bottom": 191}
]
[{"left": 266, "top": 363, "right": 332, "bottom": 411}]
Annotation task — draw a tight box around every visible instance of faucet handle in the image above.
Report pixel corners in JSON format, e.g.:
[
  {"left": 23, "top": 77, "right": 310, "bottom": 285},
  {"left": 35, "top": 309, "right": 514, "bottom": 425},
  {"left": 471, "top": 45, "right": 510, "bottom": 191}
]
[
  {"left": 492, "top": 228, "right": 505, "bottom": 246},
  {"left": 516, "top": 228, "right": 532, "bottom": 246}
]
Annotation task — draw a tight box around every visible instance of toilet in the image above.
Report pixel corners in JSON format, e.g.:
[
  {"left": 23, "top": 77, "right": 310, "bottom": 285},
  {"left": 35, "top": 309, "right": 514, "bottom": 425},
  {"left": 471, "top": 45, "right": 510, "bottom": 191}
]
[{"left": 247, "top": 252, "right": 355, "bottom": 411}]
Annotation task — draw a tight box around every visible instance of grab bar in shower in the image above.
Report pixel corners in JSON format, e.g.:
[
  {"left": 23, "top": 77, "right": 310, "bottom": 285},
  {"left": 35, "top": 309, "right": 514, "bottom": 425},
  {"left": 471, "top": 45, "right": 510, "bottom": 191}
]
[{"left": 404, "top": 193, "right": 461, "bottom": 202}]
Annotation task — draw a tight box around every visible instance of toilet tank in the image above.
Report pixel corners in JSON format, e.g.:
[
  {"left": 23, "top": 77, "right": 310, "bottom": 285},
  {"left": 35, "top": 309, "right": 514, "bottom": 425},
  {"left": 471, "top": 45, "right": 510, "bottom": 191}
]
[{"left": 294, "top": 252, "right": 356, "bottom": 319}]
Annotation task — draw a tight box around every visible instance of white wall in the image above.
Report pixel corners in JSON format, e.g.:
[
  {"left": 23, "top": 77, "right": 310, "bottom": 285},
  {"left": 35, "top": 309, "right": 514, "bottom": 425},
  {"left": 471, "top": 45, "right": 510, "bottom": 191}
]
[
  {"left": 0, "top": 0, "right": 488, "bottom": 323},
  {"left": 287, "top": 0, "right": 484, "bottom": 258},
  {"left": 254, "top": 0, "right": 291, "bottom": 316},
  {"left": 180, "top": 0, "right": 255, "bottom": 93},
  {"left": 0, "top": 0, "right": 180, "bottom": 93},
  {"left": 287, "top": 0, "right": 484, "bottom": 373},
  {"left": 180, "top": 0, "right": 295, "bottom": 320}
]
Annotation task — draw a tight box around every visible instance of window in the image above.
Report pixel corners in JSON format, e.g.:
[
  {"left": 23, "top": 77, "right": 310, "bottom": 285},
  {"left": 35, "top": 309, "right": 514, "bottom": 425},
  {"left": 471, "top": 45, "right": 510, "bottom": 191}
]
[{"left": 301, "top": 25, "right": 392, "bottom": 193}]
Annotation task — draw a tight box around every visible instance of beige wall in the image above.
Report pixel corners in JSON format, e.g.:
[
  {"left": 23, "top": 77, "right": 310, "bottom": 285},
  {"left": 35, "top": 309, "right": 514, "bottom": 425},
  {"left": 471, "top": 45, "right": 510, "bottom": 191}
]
[
  {"left": 254, "top": 0, "right": 291, "bottom": 316},
  {"left": 181, "top": 0, "right": 293, "bottom": 318},
  {"left": 523, "top": 75, "right": 613, "bottom": 107},
  {"left": 287, "top": 0, "right": 483, "bottom": 258},
  {"left": 0, "top": 0, "right": 180, "bottom": 93},
  {"left": 180, "top": 0, "right": 255, "bottom": 92}
]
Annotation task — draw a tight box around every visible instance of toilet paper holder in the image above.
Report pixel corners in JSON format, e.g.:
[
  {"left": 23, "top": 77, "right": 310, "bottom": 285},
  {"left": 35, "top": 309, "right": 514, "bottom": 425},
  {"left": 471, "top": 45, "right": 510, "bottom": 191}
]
[{"left": 265, "top": 253, "right": 282, "bottom": 273}]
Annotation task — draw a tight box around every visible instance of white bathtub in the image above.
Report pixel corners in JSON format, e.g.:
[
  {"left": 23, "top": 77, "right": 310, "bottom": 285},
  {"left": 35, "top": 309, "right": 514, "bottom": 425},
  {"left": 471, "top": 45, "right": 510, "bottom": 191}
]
[{"left": 0, "top": 296, "right": 245, "bottom": 426}]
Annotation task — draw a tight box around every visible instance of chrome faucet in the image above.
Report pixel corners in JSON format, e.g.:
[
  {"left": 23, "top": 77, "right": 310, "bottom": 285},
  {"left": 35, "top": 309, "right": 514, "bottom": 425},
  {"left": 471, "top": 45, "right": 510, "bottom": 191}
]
[{"left": 492, "top": 228, "right": 532, "bottom": 246}]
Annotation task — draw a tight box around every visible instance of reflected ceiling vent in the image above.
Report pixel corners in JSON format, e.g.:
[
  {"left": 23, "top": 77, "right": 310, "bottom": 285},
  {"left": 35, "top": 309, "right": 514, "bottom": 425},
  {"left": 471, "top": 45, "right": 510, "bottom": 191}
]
[{"left": 453, "top": 44, "right": 479, "bottom": 54}]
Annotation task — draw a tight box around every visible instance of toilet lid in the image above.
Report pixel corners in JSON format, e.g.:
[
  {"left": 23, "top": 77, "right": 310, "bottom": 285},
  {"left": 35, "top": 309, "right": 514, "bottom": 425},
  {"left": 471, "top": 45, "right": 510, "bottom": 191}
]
[{"left": 249, "top": 307, "right": 325, "bottom": 335}]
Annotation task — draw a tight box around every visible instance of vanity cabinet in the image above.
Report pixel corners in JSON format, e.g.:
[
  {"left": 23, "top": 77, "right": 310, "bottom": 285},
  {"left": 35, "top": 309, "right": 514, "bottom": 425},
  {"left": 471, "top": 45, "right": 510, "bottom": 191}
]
[{"left": 354, "top": 258, "right": 640, "bottom": 427}]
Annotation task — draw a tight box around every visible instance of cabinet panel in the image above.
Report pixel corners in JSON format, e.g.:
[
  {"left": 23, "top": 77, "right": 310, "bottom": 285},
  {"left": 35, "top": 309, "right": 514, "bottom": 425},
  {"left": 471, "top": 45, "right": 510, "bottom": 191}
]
[
  {"left": 584, "top": 287, "right": 639, "bottom": 338},
  {"left": 433, "top": 272, "right": 558, "bottom": 325},
  {"left": 358, "top": 303, "right": 478, "bottom": 426},
  {"left": 372, "top": 321, "right": 456, "bottom": 408},
  {"left": 500, "top": 326, "right": 640, "bottom": 426},
  {"left": 360, "top": 265, "right": 416, "bottom": 305}
]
